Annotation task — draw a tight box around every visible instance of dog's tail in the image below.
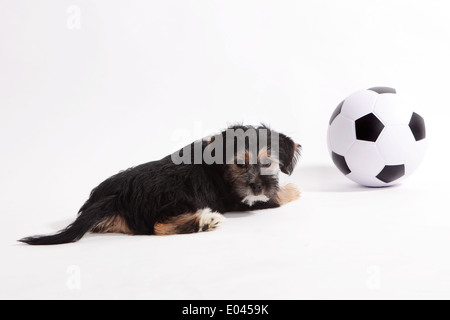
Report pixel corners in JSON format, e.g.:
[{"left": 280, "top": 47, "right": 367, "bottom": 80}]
[{"left": 19, "top": 196, "right": 115, "bottom": 246}]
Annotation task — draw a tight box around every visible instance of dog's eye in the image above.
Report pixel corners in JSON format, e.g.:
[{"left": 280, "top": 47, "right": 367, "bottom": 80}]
[{"left": 260, "top": 159, "right": 272, "bottom": 168}]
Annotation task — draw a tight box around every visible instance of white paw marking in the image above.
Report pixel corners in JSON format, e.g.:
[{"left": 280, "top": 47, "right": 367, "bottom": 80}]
[{"left": 198, "top": 208, "right": 225, "bottom": 232}]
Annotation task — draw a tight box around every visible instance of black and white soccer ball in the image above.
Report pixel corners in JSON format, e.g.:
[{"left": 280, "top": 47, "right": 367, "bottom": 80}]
[{"left": 327, "top": 87, "right": 427, "bottom": 187}]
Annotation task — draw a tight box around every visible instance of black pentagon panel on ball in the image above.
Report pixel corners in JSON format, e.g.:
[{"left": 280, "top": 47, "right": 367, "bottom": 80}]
[
  {"left": 355, "top": 113, "right": 385, "bottom": 142},
  {"left": 409, "top": 112, "right": 426, "bottom": 141},
  {"left": 329, "top": 100, "right": 344, "bottom": 125},
  {"left": 368, "top": 87, "right": 397, "bottom": 94},
  {"left": 376, "top": 164, "right": 405, "bottom": 183},
  {"left": 332, "top": 152, "right": 351, "bottom": 175}
]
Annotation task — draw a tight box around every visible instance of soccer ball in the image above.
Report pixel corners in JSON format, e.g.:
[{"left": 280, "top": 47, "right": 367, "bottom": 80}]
[{"left": 327, "top": 87, "right": 427, "bottom": 187}]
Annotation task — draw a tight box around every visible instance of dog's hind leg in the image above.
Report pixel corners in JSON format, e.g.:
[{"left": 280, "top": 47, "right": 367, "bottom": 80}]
[
  {"left": 154, "top": 208, "right": 225, "bottom": 235},
  {"left": 91, "top": 215, "right": 133, "bottom": 235}
]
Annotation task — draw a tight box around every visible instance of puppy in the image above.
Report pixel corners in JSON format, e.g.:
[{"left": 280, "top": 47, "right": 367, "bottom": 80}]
[{"left": 20, "top": 125, "right": 301, "bottom": 245}]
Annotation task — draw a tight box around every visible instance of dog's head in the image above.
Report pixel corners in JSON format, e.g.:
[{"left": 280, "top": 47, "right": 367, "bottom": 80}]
[{"left": 213, "top": 125, "right": 301, "bottom": 205}]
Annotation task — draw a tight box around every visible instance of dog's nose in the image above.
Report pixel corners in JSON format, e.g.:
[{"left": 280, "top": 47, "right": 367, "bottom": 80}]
[{"left": 250, "top": 182, "right": 263, "bottom": 194}]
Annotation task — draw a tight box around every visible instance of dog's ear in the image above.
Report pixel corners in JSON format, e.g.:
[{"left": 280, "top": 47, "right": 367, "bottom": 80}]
[{"left": 277, "top": 133, "right": 301, "bottom": 175}]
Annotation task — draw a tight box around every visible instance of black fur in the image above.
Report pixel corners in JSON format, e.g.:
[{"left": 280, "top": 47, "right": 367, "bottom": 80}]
[{"left": 19, "top": 125, "right": 301, "bottom": 245}]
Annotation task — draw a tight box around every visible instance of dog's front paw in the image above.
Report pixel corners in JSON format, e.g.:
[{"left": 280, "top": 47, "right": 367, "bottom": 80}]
[
  {"left": 198, "top": 208, "right": 226, "bottom": 232},
  {"left": 275, "top": 183, "right": 301, "bottom": 205}
]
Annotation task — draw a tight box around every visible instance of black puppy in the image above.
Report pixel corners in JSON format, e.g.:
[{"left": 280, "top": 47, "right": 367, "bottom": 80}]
[{"left": 20, "top": 125, "right": 301, "bottom": 245}]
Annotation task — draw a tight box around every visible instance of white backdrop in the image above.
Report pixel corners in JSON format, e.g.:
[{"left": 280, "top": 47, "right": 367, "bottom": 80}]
[{"left": 1, "top": 0, "right": 450, "bottom": 299}]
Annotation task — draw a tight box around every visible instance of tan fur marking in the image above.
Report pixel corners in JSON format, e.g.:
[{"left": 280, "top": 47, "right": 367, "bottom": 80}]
[
  {"left": 236, "top": 148, "right": 275, "bottom": 166},
  {"left": 93, "top": 215, "right": 132, "bottom": 234},
  {"left": 236, "top": 150, "right": 251, "bottom": 164},
  {"left": 275, "top": 183, "right": 301, "bottom": 205},
  {"left": 154, "top": 212, "right": 202, "bottom": 236},
  {"left": 154, "top": 209, "right": 225, "bottom": 235},
  {"left": 257, "top": 147, "right": 268, "bottom": 160}
]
